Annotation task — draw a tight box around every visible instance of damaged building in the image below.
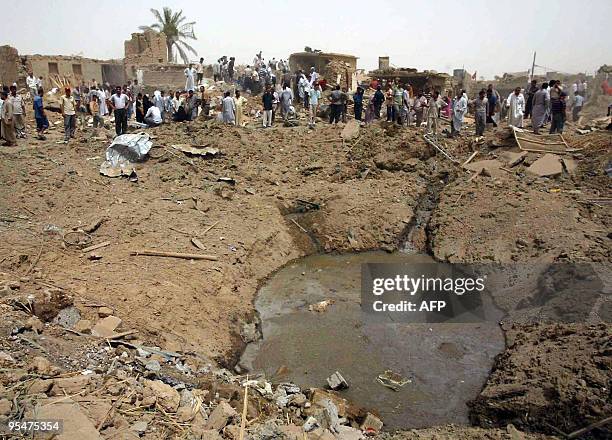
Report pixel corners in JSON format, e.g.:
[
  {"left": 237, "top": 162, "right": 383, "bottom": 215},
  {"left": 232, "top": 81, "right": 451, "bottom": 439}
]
[
  {"left": 370, "top": 56, "right": 452, "bottom": 94},
  {"left": 289, "top": 51, "right": 358, "bottom": 90}
]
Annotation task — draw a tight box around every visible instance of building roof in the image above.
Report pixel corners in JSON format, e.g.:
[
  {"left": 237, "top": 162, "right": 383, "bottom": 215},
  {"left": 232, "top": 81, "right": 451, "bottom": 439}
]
[{"left": 290, "top": 51, "right": 358, "bottom": 60}]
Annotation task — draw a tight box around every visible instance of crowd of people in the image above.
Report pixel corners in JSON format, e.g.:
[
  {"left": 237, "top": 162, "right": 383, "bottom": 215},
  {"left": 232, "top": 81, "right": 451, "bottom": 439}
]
[{"left": 0, "top": 54, "right": 594, "bottom": 147}]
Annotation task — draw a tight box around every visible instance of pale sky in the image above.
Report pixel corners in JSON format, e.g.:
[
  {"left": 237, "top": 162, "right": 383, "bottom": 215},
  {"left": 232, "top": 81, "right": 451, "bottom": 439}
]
[{"left": 1, "top": 0, "right": 610, "bottom": 79}]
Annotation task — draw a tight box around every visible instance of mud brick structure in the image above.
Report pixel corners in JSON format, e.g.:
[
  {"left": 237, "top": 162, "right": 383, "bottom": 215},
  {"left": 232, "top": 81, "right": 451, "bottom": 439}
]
[
  {"left": 124, "top": 30, "right": 168, "bottom": 79},
  {"left": 0, "top": 45, "right": 22, "bottom": 87},
  {"left": 289, "top": 51, "right": 358, "bottom": 90}
]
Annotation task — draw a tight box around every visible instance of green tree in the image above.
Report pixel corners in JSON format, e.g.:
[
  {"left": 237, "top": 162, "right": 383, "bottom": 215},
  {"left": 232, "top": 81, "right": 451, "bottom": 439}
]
[{"left": 139, "top": 7, "right": 197, "bottom": 64}]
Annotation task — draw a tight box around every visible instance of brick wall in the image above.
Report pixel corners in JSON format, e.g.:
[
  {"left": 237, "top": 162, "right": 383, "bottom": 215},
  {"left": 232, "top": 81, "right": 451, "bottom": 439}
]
[{"left": 0, "top": 45, "right": 21, "bottom": 86}]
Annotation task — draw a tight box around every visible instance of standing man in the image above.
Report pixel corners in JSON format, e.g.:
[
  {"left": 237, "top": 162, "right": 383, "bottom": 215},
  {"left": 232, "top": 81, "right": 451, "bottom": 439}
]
[
  {"left": 184, "top": 64, "right": 196, "bottom": 91},
  {"left": 309, "top": 67, "right": 319, "bottom": 86},
  {"left": 90, "top": 94, "right": 104, "bottom": 128},
  {"left": 234, "top": 90, "right": 247, "bottom": 126},
  {"left": 353, "top": 87, "right": 364, "bottom": 121},
  {"left": 426, "top": 91, "right": 448, "bottom": 137},
  {"left": 308, "top": 82, "right": 322, "bottom": 127},
  {"left": 222, "top": 91, "right": 236, "bottom": 124},
  {"left": 59, "top": 87, "right": 76, "bottom": 144},
  {"left": 213, "top": 59, "right": 221, "bottom": 82},
  {"left": 393, "top": 82, "right": 403, "bottom": 124},
  {"left": 228, "top": 57, "right": 235, "bottom": 82},
  {"left": 27, "top": 73, "right": 38, "bottom": 98},
  {"left": 109, "top": 86, "right": 129, "bottom": 136},
  {"left": 413, "top": 92, "right": 427, "bottom": 127},
  {"left": 524, "top": 79, "right": 538, "bottom": 119},
  {"left": 184, "top": 89, "right": 198, "bottom": 121},
  {"left": 506, "top": 87, "right": 525, "bottom": 128},
  {"left": 550, "top": 92, "right": 567, "bottom": 134},
  {"left": 1, "top": 91, "right": 16, "bottom": 146},
  {"left": 452, "top": 90, "right": 468, "bottom": 135},
  {"left": 572, "top": 93, "right": 584, "bottom": 122},
  {"left": 470, "top": 89, "right": 488, "bottom": 136},
  {"left": 531, "top": 83, "right": 549, "bottom": 134},
  {"left": 329, "top": 85, "right": 342, "bottom": 125},
  {"left": 373, "top": 85, "right": 384, "bottom": 119},
  {"left": 262, "top": 85, "right": 274, "bottom": 128},
  {"left": 33, "top": 87, "right": 49, "bottom": 140},
  {"left": 280, "top": 83, "right": 293, "bottom": 121},
  {"left": 486, "top": 84, "right": 501, "bottom": 127},
  {"left": 196, "top": 58, "right": 205, "bottom": 86},
  {"left": 9, "top": 86, "right": 26, "bottom": 139}
]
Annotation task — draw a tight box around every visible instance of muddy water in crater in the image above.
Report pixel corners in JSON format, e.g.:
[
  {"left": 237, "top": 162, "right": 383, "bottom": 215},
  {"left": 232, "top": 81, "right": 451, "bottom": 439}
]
[{"left": 240, "top": 252, "right": 505, "bottom": 430}]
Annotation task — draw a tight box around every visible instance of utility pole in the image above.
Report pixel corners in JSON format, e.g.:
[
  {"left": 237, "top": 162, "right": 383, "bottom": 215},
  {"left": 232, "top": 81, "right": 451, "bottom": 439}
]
[{"left": 530, "top": 52, "right": 536, "bottom": 81}]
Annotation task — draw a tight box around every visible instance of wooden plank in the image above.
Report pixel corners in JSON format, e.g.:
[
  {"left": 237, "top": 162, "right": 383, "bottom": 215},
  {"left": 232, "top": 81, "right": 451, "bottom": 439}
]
[
  {"left": 81, "top": 241, "right": 111, "bottom": 253},
  {"left": 131, "top": 250, "right": 218, "bottom": 261}
]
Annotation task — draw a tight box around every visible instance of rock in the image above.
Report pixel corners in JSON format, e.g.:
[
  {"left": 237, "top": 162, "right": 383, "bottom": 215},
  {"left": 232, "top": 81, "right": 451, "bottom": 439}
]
[
  {"left": 204, "top": 401, "right": 237, "bottom": 431},
  {"left": 83, "top": 400, "right": 112, "bottom": 428},
  {"left": 177, "top": 406, "right": 195, "bottom": 422},
  {"left": 360, "top": 413, "right": 383, "bottom": 433},
  {"left": 28, "top": 378, "right": 53, "bottom": 394},
  {"left": 289, "top": 392, "right": 307, "bottom": 407},
  {"left": 279, "top": 424, "right": 303, "bottom": 440},
  {"left": 464, "top": 159, "right": 505, "bottom": 178},
  {"left": 91, "top": 315, "right": 122, "bottom": 337},
  {"left": 303, "top": 416, "right": 319, "bottom": 432},
  {"left": 0, "top": 351, "right": 15, "bottom": 366},
  {"left": 0, "top": 398, "right": 12, "bottom": 416},
  {"left": 30, "top": 397, "right": 103, "bottom": 440},
  {"left": 51, "top": 375, "right": 91, "bottom": 396},
  {"left": 307, "top": 428, "right": 336, "bottom": 440},
  {"left": 527, "top": 154, "right": 563, "bottom": 177},
  {"left": 341, "top": 119, "right": 360, "bottom": 140},
  {"left": 499, "top": 150, "right": 527, "bottom": 167},
  {"left": 198, "top": 430, "right": 223, "bottom": 440},
  {"left": 506, "top": 423, "right": 525, "bottom": 440},
  {"left": 516, "top": 238, "right": 529, "bottom": 248},
  {"left": 240, "top": 322, "right": 258, "bottom": 343},
  {"left": 326, "top": 371, "right": 349, "bottom": 390},
  {"left": 29, "top": 356, "right": 58, "bottom": 376},
  {"left": 310, "top": 389, "right": 347, "bottom": 417},
  {"left": 144, "top": 380, "right": 180, "bottom": 413},
  {"left": 145, "top": 359, "right": 161, "bottom": 372},
  {"left": 336, "top": 425, "right": 365, "bottom": 440},
  {"left": 25, "top": 315, "right": 44, "bottom": 333},
  {"left": 130, "top": 420, "right": 148, "bottom": 434},
  {"left": 562, "top": 157, "right": 578, "bottom": 174},
  {"left": 74, "top": 319, "right": 93, "bottom": 333},
  {"left": 53, "top": 306, "right": 81, "bottom": 328},
  {"left": 98, "top": 306, "right": 113, "bottom": 317}
]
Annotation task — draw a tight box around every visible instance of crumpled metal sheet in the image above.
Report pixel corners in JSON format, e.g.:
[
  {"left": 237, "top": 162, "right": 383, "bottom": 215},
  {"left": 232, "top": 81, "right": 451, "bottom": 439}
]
[
  {"left": 171, "top": 144, "right": 219, "bottom": 156},
  {"left": 100, "top": 133, "right": 152, "bottom": 177}
]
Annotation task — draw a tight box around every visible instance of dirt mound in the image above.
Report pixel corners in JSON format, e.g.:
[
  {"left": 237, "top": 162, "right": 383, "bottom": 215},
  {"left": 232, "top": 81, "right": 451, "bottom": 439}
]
[{"left": 469, "top": 323, "right": 611, "bottom": 438}]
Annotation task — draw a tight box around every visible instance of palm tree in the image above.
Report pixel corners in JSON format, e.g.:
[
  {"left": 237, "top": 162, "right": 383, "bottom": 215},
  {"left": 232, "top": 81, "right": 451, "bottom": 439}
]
[{"left": 139, "top": 7, "right": 197, "bottom": 64}]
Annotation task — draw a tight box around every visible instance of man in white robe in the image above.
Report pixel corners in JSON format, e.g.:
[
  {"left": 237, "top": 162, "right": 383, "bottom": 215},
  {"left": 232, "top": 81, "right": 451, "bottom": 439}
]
[
  {"left": 184, "top": 64, "right": 196, "bottom": 91},
  {"left": 531, "top": 84, "right": 549, "bottom": 134},
  {"left": 221, "top": 91, "right": 236, "bottom": 124},
  {"left": 452, "top": 91, "right": 468, "bottom": 135},
  {"left": 506, "top": 87, "right": 525, "bottom": 128}
]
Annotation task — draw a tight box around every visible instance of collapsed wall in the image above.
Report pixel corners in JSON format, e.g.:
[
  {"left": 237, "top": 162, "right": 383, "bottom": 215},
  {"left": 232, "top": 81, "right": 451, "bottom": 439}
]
[
  {"left": 0, "top": 45, "right": 22, "bottom": 87},
  {"left": 124, "top": 30, "right": 168, "bottom": 80},
  {"left": 289, "top": 51, "right": 358, "bottom": 90}
]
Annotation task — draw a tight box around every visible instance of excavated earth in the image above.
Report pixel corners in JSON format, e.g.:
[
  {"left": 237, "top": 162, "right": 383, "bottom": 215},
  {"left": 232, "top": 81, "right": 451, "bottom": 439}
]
[{"left": 0, "top": 97, "right": 610, "bottom": 439}]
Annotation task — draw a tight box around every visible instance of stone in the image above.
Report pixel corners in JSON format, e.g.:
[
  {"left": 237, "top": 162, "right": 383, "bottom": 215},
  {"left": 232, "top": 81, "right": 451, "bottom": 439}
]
[
  {"left": 31, "top": 397, "right": 103, "bottom": 440},
  {"left": 177, "top": 406, "right": 195, "bottom": 423},
  {"left": 0, "top": 350, "right": 15, "bottom": 366},
  {"left": 499, "top": 150, "right": 527, "bottom": 167},
  {"left": 341, "top": 119, "right": 360, "bottom": 140},
  {"left": 28, "top": 378, "right": 53, "bottom": 394},
  {"left": 360, "top": 413, "right": 383, "bottom": 433},
  {"left": 74, "top": 319, "right": 93, "bottom": 333},
  {"left": 464, "top": 159, "right": 505, "bottom": 178},
  {"left": 130, "top": 420, "right": 148, "bottom": 434},
  {"left": 25, "top": 315, "right": 44, "bottom": 333},
  {"left": 310, "top": 389, "right": 347, "bottom": 417},
  {"left": 50, "top": 375, "right": 91, "bottom": 396},
  {"left": 326, "top": 371, "right": 349, "bottom": 390},
  {"left": 279, "top": 424, "right": 303, "bottom": 440},
  {"left": 83, "top": 400, "right": 112, "bottom": 428},
  {"left": 336, "top": 425, "right": 365, "bottom": 440},
  {"left": 562, "top": 157, "right": 578, "bottom": 174},
  {"left": 29, "top": 356, "right": 57, "bottom": 376},
  {"left": 144, "top": 379, "right": 180, "bottom": 413},
  {"left": 98, "top": 306, "right": 113, "bottom": 317},
  {"left": 204, "top": 401, "right": 237, "bottom": 431},
  {"left": 32, "top": 289, "right": 73, "bottom": 322},
  {"left": 303, "top": 416, "right": 319, "bottom": 432},
  {"left": 307, "top": 428, "right": 336, "bottom": 440},
  {"left": 507, "top": 423, "right": 525, "bottom": 440},
  {"left": 0, "top": 398, "right": 12, "bottom": 416},
  {"left": 145, "top": 359, "right": 161, "bottom": 372},
  {"left": 91, "top": 315, "right": 122, "bottom": 337},
  {"left": 198, "top": 430, "right": 223, "bottom": 440},
  {"left": 53, "top": 306, "right": 81, "bottom": 328},
  {"left": 527, "top": 154, "right": 563, "bottom": 177}
]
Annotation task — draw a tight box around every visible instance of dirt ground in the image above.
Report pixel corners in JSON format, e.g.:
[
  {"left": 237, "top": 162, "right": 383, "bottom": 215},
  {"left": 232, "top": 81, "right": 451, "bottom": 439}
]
[{"left": 0, "top": 90, "right": 610, "bottom": 439}]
